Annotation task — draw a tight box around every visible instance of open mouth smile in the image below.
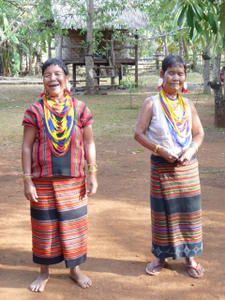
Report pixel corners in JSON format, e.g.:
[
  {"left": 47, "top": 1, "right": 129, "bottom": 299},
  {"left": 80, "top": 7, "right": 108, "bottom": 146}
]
[{"left": 48, "top": 84, "right": 60, "bottom": 88}]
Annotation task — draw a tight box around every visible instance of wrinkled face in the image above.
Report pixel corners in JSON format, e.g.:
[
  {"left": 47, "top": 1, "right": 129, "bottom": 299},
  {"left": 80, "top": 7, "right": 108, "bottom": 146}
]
[
  {"left": 43, "top": 64, "right": 68, "bottom": 98},
  {"left": 161, "top": 65, "right": 186, "bottom": 94}
]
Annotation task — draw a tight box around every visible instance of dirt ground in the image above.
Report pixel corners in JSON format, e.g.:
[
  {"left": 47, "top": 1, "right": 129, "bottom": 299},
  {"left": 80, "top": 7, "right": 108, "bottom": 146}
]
[{"left": 0, "top": 86, "right": 225, "bottom": 300}]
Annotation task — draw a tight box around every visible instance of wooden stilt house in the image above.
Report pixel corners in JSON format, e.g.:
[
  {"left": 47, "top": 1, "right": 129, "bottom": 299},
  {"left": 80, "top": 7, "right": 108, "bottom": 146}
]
[{"left": 52, "top": 3, "right": 148, "bottom": 90}]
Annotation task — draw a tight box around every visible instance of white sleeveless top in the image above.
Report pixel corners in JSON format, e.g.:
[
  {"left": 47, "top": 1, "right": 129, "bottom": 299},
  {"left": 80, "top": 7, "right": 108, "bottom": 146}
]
[{"left": 147, "top": 94, "right": 192, "bottom": 157}]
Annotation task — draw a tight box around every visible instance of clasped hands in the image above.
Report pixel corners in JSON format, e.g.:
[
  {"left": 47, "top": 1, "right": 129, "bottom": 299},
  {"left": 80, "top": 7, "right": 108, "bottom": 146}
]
[{"left": 158, "top": 145, "right": 196, "bottom": 165}]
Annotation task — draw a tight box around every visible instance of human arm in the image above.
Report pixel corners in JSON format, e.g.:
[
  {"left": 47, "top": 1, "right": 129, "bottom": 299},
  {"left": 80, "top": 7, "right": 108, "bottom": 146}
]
[
  {"left": 83, "top": 124, "right": 98, "bottom": 196},
  {"left": 21, "top": 126, "right": 38, "bottom": 202},
  {"left": 134, "top": 98, "right": 178, "bottom": 163},
  {"left": 178, "top": 101, "right": 204, "bottom": 165}
]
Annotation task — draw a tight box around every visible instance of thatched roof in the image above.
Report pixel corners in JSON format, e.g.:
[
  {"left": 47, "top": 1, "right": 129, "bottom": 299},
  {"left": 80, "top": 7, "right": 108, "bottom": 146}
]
[{"left": 51, "top": 0, "right": 148, "bottom": 30}]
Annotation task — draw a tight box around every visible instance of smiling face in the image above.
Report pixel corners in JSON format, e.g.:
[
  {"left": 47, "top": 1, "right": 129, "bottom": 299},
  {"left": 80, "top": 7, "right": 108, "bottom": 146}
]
[
  {"left": 160, "top": 64, "right": 186, "bottom": 95},
  {"left": 43, "top": 64, "right": 68, "bottom": 98}
]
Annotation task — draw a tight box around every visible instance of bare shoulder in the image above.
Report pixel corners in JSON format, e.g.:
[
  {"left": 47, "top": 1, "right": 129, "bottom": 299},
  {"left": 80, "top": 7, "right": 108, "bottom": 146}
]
[
  {"left": 183, "top": 96, "right": 198, "bottom": 112},
  {"left": 183, "top": 96, "right": 194, "bottom": 106},
  {"left": 145, "top": 94, "right": 157, "bottom": 103},
  {"left": 135, "top": 95, "right": 156, "bottom": 129},
  {"left": 142, "top": 95, "right": 157, "bottom": 110}
]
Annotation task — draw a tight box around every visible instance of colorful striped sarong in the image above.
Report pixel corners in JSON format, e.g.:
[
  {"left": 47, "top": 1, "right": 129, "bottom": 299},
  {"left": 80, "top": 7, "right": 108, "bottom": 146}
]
[
  {"left": 150, "top": 155, "right": 203, "bottom": 259},
  {"left": 31, "top": 177, "right": 87, "bottom": 268}
]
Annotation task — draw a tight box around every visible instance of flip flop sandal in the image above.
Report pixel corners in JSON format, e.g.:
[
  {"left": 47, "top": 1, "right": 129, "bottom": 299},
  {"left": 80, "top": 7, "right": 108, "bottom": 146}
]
[
  {"left": 145, "top": 260, "right": 165, "bottom": 276},
  {"left": 185, "top": 263, "right": 205, "bottom": 279}
]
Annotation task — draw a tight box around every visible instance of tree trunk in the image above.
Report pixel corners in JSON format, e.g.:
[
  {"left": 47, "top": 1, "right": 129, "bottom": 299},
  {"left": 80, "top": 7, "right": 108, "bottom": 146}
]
[
  {"left": 214, "top": 87, "right": 225, "bottom": 127},
  {"left": 85, "top": 0, "right": 96, "bottom": 94},
  {"left": 0, "top": 51, "right": 3, "bottom": 75},
  {"left": 35, "top": 47, "right": 42, "bottom": 75},
  {"left": 25, "top": 54, "right": 28, "bottom": 73},
  {"left": 28, "top": 46, "right": 33, "bottom": 75},
  {"left": 48, "top": 37, "right": 52, "bottom": 59},
  {"left": 208, "top": 53, "right": 225, "bottom": 127},
  {"left": 179, "top": 40, "right": 183, "bottom": 57},
  {"left": 222, "top": 68, "right": 225, "bottom": 101},
  {"left": 192, "top": 48, "right": 198, "bottom": 72},
  {"left": 85, "top": 55, "right": 96, "bottom": 94},
  {"left": 163, "top": 34, "right": 168, "bottom": 56},
  {"left": 55, "top": 35, "right": 62, "bottom": 59},
  {"left": 202, "top": 45, "right": 211, "bottom": 94},
  {"left": 19, "top": 50, "right": 23, "bottom": 74},
  {"left": 182, "top": 39, "right": 189, "bottom": 62},
  {"left": 212, "top": 53, "right": 221, "bottom": 81},
  {"left": 2, "top": 43, "right": 11, "bottom": 76}
]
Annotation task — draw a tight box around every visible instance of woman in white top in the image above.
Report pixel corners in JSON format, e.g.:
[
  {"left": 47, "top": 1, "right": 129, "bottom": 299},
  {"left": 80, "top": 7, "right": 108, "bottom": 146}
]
[{"left": 134, "top": 54, "right": 205, "bottom": 278}]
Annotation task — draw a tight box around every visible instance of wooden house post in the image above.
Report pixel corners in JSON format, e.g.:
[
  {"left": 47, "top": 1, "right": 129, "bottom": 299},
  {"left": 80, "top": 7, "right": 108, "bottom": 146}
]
[
  {"left": 134, "top": 33, "right": 138, "bottom": 87},
  {"left": 96, "top": 67, "right": 100, "bottom": 86},
  {"left": 72, "top": 64, "right": 76, "bottom": 88},
  {"left": 110, "top": 39, "right": 116, "bottom": 87},
  {"left": 155, "top": 53, "right": 160, "bottom": 70},
  {"left": 118, "top": 66, "right": 123, "bottom": 85}
]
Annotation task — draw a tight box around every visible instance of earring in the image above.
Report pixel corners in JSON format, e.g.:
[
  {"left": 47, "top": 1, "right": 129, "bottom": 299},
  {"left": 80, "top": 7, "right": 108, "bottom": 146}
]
[
  {"left": 182, "top": 81, "right": 189, "bottom": 93},
  {"left": 157, "top": 78, "right": 163, "bottom": 90}
]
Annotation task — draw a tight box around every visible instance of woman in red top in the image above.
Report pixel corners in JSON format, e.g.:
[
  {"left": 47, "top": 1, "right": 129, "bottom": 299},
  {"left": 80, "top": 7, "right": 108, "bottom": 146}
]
[{"left": 22, "top": 58, "right": 98, "bottom": 292}]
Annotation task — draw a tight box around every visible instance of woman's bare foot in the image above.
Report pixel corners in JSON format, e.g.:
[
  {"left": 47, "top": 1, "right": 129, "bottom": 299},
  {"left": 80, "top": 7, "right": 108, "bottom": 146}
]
[
  {"left": 29, "top": 265, "right": 49, "bottom": 292},
  {"left": 70, "top": 266, "right": 92, "bottom": 288}
]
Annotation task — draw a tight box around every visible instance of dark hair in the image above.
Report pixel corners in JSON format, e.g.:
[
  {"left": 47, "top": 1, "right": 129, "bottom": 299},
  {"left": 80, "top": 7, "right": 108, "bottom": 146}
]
[
  {"left": 42, "top": 58, "right": 69, "bottom": 75},
  {"left": 162, "top": 54, "right": 186, "bottom": 73}
]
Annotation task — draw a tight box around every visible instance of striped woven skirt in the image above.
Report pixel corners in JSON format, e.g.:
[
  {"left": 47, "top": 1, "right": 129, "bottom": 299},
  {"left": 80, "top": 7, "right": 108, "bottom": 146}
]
[
  {"left": 31, "top": 177, "right": 87, "bottom": 268},
  {"left": 150, "top": 155, "right": 203, "bottom": 260}
]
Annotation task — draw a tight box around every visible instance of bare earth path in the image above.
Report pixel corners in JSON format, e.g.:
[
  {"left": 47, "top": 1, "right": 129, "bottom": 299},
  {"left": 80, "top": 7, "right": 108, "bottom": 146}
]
[{"left": 0, "top": 86, "right": 225, "bottom": 300}]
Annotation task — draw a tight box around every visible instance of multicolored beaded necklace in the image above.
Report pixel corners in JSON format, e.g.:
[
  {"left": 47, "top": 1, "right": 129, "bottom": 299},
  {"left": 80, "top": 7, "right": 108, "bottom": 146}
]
[
  {"left": 43, "top": 90, "right": 75, "bottom": 156},
  {"left": 159, "top": 89, "right": 191, "bottom": 148}
]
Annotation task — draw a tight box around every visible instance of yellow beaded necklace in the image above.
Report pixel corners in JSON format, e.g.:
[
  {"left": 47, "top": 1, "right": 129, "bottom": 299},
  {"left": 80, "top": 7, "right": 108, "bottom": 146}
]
[
  {"left": 43, "top": 91, "right": 75, "bottom": 156},
  {"left": 159, "top": 89, "right": 191, "bottom": 147}
]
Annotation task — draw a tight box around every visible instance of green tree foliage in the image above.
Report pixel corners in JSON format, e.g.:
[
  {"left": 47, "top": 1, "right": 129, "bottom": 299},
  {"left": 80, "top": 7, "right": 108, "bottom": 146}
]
[
  {"left": 173, "top": 0, "right": 225, "bottom": 120},
  {"left": 174, "top": 0, "right": 225, "bottom": 51},
  {"left": 133, "top": 0, "right": 190, "bottom": 57},
  {"left": 0, "top": 0, "right": 61, "bottom": 75}
]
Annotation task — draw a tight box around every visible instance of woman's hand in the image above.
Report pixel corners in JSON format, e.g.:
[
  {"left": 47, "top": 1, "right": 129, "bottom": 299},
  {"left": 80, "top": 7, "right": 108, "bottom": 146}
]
[
  {"left": 24, "top": 179, "right": 38, "bottom": 202},
  {"left": 158, "top": 146, "right": 178, "bottom": 163},
  {"left": 87, "top": 173, "right": 98, "bottom": 196},
  {"left": 177, "top": 146, "right": 196, "bottom": 166}
]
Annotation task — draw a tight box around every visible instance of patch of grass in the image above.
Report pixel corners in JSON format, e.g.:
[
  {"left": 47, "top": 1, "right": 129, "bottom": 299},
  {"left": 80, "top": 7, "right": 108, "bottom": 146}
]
[{"left": 81, "top": 94, "right": 145, "bottom": 138}]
